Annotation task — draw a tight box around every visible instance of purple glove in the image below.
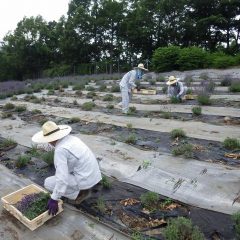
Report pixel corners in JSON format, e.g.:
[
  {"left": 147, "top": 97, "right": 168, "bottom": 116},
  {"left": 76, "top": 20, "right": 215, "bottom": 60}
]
[{"left": 47, "top": 198, "right": 58, "bottom": 216}]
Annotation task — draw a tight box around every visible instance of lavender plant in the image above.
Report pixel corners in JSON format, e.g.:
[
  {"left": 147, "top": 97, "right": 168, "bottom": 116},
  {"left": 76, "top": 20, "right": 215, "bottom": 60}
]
[{"left": 15, "top": 192, "right": 50, "bottom": 220}]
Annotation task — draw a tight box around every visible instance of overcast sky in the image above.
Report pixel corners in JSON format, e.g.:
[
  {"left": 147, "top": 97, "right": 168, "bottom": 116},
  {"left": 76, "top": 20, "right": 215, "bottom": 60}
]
[{"left": 0, "top": 0, "right": 70, "bottom": 41}]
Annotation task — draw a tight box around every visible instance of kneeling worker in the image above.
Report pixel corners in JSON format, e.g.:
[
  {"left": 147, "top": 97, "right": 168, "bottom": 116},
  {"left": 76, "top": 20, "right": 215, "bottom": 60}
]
[
  {"left": 166, "top": 76, "right": 188, "bottom": 101},
  {"left": 32, "top": 121, "right": 102, "bottom": 215}
]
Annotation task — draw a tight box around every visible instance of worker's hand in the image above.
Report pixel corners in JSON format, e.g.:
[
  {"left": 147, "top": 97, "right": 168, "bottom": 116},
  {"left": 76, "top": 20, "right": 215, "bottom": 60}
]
[{"left": 47, "top": 198, "right": 59, "bottom": 216}]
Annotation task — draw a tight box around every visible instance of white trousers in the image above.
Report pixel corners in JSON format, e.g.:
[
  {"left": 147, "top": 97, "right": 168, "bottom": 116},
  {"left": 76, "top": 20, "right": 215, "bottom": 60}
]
[
  {"left": 120, "top": 86, "right": 131, "bottom": 113},
  {"left": 44, "top": 176, "right": 80, "bottom": 200}
]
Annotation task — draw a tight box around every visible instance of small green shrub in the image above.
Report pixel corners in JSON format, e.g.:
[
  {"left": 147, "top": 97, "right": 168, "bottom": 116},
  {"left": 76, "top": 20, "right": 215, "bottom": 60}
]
[
  {"left": 0, "top": 138, "right": 17, "bottom": 149},
  {"left": 1, "top": 112, "right": 13, "bottom": 118},
  {"left": 111, "top": 85, "right": 120, "bottom": 92},
  {"left": 28, "top": 145, "right": 40, "bottom": 157},
  {"left": 229, "top": 82, "right": 240, "bottom": 92},
  {"left": 31, "top": 98, "right": 42, "bottom": 104},
  {"left": 161, "top": 111, "right": 172, "bottom": 119},
  {"left": 162, "top": 86, "right": 168, "bottom": 94},
  {"left": 11, "top": 95, "right": 18, "bottom": 101},
  {"left": 192, "top": 106, "right": 202, "bottom": 116},
  {"left": 126, "top": 123, "right": 133, "bottom": 129},
  {"left": 172, "top": 144, "right": 193, "bottom": 158},
  {"left": 149, "top": 79, "right": 156, "bottom": 85},
  {"left": 127, "top": 106, "right": 137, "bottom": 115},
  {"left": 103, "top": 94, "right": 114, "bottom": 101},
  {"left": 140, "top": 191, "right": 159, "bottom": 209},
  {"left": 232, "top": 212, "right": 240, "bottom": 239},
  {"left": 186, "top": 88, "right": 193, "bottom": 94},
  {"left": 106, "top": 104, "right": 114, "bottom": 109},
  {"left": 142, "top": 160, "right": 151, "bottom": 169},
  {"left": 47, "top": 90, "right": 55, "bottom": 95},
  {"left": 96, "top": 197, "right": 106, "bottom": 214},
  {"left": 73, "top": 84, "right": 85, "bottom": 91},
  {"left": 170, "top": 96, "right": 181, "bottom": 104},
  {"left": 163, "top": 217, "right": 204, "bottom": 240},
  {"left": 223, "top": 138, "right": 240, "bottom": 150},
  {"left": 16, "top": 155, "right": 31, "bottom": 168},
  {"left": 32, "top": 109, "right": 42, "bottom": 114},
  {"left": 125, "top": 134, "right": 137, "bottom": 144},
  {"left": 54, "top": 98, "right": 61, "bottom": 103},
  {"left": 73, "top": 100, "right": 78, "bottom": 105},
  {"left": 75, "top": 91, "right": 82, "bottom": 97},
  {"left": 220, "top": 75, "right": 232, "bottom": 86},
  {"left": 158, "top": 76, "right": 166, "bottom": 82},
  {"left": 101, "top": 176, "right": 112, "bottom": 189},
  {"left": 15, "top": 105, "right": 27, "bottom": 112},
  {"left": 69, "top": 117, "right": 80, "bottom": 123},
  {"left": 171, "top": 129, "right": 186, "bottom": 139},
  {"left": 85, "top": 86, "right": 95, "bottom": 91},
  {"left": 42, "top": 150, "right": 54, "bottom": 166},
  {"left": 3, "top": 103, "right": 15, "bottom": 110},
  {"left": 86, "top": 91, "right": 96, "bottom": 98},
  {"left": 197, "top": 94, "right": 211, "bottom": 105},
  {"left": 99, "top": 84, "right": 107, "bottom": 91},
  {"left": 82, "top": 102, "right": 96, "bottom": 111}
]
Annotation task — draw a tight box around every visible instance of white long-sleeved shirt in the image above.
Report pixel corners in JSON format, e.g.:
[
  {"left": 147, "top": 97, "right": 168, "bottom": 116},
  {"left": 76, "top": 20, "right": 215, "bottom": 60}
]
[
  {"left": 119, "top": 70, "right": 137, "bottom": 89},
  {"left": 51, "top": 135, "right": 102, "bottom": 200},
  {"left": 167, "top": 81, "right": 185, "bottom": 97}
]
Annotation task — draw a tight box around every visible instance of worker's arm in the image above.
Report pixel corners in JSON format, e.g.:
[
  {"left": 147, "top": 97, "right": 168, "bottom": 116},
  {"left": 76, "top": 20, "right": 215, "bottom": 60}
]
[
  {"left": 129, "top": 71, "right": 137, "bottom": 90},
  {"left": 177, "top": 82, "right": 184, "bottom": 97},
  {"left": 51, "top": 147, "right": 69, "bottom": 200}
]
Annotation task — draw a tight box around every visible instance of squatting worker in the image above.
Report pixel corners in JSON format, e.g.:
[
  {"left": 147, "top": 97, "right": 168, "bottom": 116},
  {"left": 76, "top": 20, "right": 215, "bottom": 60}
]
[
  {"left": 167, "top": 76, "right": 188, "bottom": 101},
  {"left": 32, "top": 121, "right": 102, "bottom": 216},
  {"left": 119, "top": 63, "right": 148, "bottom": 114}
]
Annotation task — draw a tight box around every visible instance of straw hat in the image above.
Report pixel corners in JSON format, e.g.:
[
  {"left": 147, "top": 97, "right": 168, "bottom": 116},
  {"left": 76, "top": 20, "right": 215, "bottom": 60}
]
[
  {"left": 166, "top": 76, "right": 178, "bottom": 85},
  {"left": 32, "top": 121, "right": 72, "bottom": 143},
  {"left": 134, "top": 63, "right": 148, "bottom": 71}
]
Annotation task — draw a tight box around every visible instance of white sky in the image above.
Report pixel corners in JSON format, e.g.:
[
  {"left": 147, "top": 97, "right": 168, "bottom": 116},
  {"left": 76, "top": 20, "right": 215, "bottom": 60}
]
[{"left": 0, "top": 0, "right": 70, "bottom": 41}]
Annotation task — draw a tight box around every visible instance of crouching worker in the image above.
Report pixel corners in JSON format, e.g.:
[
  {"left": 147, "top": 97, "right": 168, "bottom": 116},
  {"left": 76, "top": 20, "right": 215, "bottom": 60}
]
[
  {"left": 119, "top": 63, "right": 148, "bottom": 114},
  {"left": 166, "top": 76, "right": 188, "bottom": 101},
  {"left": 32, "top": 121, "right": 102, "bottom": 215}
]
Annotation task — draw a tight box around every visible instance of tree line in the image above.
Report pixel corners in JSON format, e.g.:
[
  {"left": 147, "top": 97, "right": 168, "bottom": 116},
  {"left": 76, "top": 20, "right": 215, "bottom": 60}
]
[{"left": 0, "top": 0, "right": 240, "bottom": 81}]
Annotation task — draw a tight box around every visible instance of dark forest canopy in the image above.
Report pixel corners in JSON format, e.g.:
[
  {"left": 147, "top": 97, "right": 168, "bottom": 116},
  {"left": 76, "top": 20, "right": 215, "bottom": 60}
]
[{"left": 0, "top": 0, "right": 240, "bottom": 80}]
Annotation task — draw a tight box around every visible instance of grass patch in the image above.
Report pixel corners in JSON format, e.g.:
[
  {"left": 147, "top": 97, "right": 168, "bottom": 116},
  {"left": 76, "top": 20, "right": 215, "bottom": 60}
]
[
  {"left": 96, "top": 197, "right": 106, "bottom": 214},
  {"left": 106, "top": 104, "right": 114, "bottom": 109},
  {"left": 73, "top": 100, "right": 78, "bottom": 105},
  {"left": 140, "top": 191, "right": 159, "bottom": 210},
  {"left": 15, "top": 105, "right": 27, "bottom": 112},
  {"left": 69, "top": 117, "right": 80, "bottom": 123},
  {"left": 73, "top": 84, "right": 85, "bottom": 91},
  {"left": 1, "top": 112, "right": 13, "bottom": 118},
  {"left": 161, "top": 111, "right": 172, "bottom": 119},
  {"left": 86, "top": 91, "right": 96, "bottom": 98},
  {"left": 125, "top": 134, "right": 137, "bottom": 144},
  {"left": 232, "top": 212, "right": 240, "bottom": 239},
  {"left": 101, "top": 175, "right": 112, "bottom": 189},
  {"left": 42, "top": 150, "right": 54, "bottom": 166},
  {"left": 163, "top": 217, "right": 204, "bottom": 240},
  {"left": 16, "top": 155, "right": 31, "bottom": 168},
  {"left": 82, "top": 102, "right": 96, "bottom": 111},
  {"left": 127, "top": 106, "right": 137, "bottom": 115},
  {"left": 103, "top": 94, "right": 114, "bottom": 101},
  {"left": 0, "top": 138, "right": 17, "bottom": 149},
  {"left": 197, "top": 94, "right": 211, "bottom": 105},
  {"left": 172, "top": 144, "right": 193, "bottom": 158},
  {"left": 3, "top": 102, "right": 15, "bottom": 110},
  {"left": 99, "top": 84, "right": 107, "bottom": 92},
  {"left": 32, "top": 109, "right": 42, "bottom": 114},
  {"left": 223, "top": 138, "right": 240, "bottom": 150},
  {"left": 170, "top": 96, "right": 181, "bottom": 104},
  {"left": 192, "top": 106, "right": 202, "bottom": 116},
  {"left": 11, "top": 95, "right": 18, "bottom": 101},
  {"left": 170, "top": 129, "right": 186, "bottom": 139},
  {"left": 85, "top": 86, "right": 95, "bottom": 91},
  {"left": 111, "top": 85, "right": 120, "bottom": 92},
  {"left": 229, "top": 82, "right": 240, "bottom": 92}
]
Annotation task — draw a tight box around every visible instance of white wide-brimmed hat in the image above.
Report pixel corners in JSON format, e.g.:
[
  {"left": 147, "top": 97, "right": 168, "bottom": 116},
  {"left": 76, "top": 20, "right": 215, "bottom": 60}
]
[
  {"left": 32, "top": 121, "right": 72, "bottom": 143},
  {"left": 166, "top": 76, "right": 178, "bottom": 85},
  {"left": 134, "top": 63, "right": 148, "bottom": 71}
]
